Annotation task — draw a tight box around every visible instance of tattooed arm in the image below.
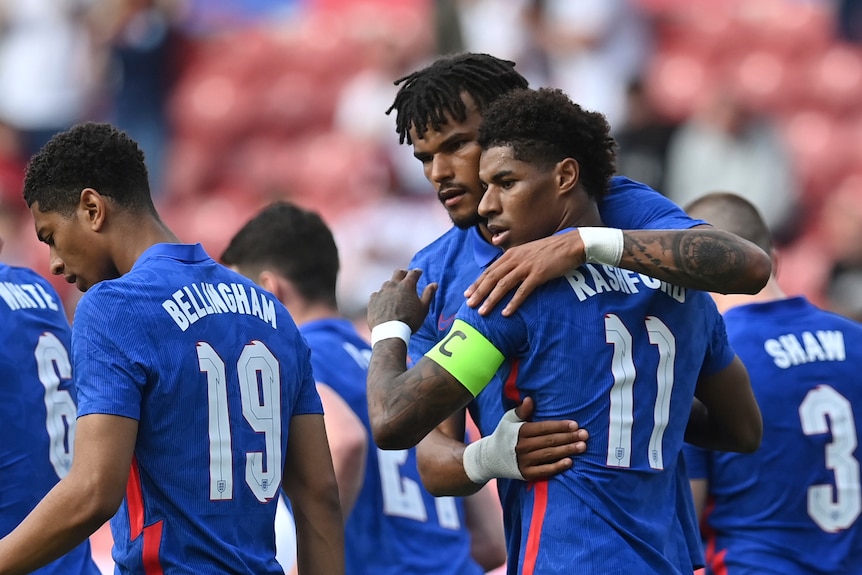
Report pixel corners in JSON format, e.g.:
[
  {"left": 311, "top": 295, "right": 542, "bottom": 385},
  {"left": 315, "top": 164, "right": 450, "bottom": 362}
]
[
  {"left": 366, "top": 269, "right": 475, "bottom": 449},
  {"left": 465, "top": 225, "right": 772, "bottom": 316},
  {"left": 368, "top": 344, "right": 474, "bottom": 449}
]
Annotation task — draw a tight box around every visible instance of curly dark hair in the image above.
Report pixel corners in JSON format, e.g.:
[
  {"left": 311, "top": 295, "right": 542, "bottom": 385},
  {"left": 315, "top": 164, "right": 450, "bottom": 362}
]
[
  {"left": 386, "top": 52, "right": 529, "bottom": 145},
  {"left": 221, "top": 201, "right": 339, "bottom": 307},
  {"left": 477, "top": 88, "right": 617, "bottom": 200},
  {"left": 23, "top": 122, "right": 155, "bottom": 216}
]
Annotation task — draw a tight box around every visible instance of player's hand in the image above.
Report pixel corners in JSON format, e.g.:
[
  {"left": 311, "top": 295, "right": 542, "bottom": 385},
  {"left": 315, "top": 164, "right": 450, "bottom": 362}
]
[
  {"left": 367, "top": 269, "right": 438, "bottom": 332},
  {"left": 465, "top": 231, "right": 586, "bottom": 316},
  {"left": 515, "top": 397, "right": 588, "bottom": 481}
]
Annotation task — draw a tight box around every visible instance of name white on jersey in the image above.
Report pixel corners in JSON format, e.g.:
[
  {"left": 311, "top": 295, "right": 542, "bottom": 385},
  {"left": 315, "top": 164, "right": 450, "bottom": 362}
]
[{"left": 0, "top": 281, "right": 59, "bottom": 312}]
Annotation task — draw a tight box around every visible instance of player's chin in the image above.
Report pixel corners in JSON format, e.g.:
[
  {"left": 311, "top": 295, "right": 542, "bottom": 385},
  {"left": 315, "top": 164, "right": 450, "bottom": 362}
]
[{"left": 450, "top": 210, "right": 485, "bottom": 230}]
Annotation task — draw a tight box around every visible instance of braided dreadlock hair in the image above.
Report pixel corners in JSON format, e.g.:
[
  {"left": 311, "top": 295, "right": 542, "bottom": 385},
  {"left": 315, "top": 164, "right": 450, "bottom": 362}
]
[{"left": 386, "top": 53, "right": 529, "bottom": 145}]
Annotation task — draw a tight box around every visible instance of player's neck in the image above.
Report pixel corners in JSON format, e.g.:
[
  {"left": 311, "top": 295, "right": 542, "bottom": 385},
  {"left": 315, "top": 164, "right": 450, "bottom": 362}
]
[
  {"left": 286, "top": 301, "right": 340, "bottom": 327},
  {"left": 115, "top": 216, "right": 180, "bottom": 275}
]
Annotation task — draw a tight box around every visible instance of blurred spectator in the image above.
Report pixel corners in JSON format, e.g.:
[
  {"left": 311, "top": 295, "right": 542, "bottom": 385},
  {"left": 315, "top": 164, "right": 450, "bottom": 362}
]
[
  {"left": 525, "top": 0, "right": 653, "bottom": 131},
  {"left": 614, "top": 78, "right": 677, "bottom": 194},
  {"left": 837, "top": 0, "right": 862, "bottom": 43},
  {"left": 92, "top": 0, "right": 185, "bottom": 198},
  {"left": 664, "top": 86, "right": 800, "bottom": 243},
  {"left": 454, "top": 0, "right": 547, "bottom": 86},
  {"left": 0, "top": 0, "right": 102, "bottom": 158},
  {"left": 779, "top": 177, "right": 862, "bottom": 322},
  {"left": 333, "top": 6, "right": 434, "bottom": 196}
]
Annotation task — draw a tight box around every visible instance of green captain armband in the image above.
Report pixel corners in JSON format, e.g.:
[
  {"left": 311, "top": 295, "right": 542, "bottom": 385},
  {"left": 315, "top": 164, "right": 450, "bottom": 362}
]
[{"left": 424, "top": 319, "right": 505, "bottom": 397}]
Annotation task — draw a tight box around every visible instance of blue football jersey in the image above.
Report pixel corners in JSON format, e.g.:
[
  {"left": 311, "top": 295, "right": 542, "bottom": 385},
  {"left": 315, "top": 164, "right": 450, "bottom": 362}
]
[
  {"left": 450, "top": 263, "right": 734, "bottom": 575},
  {"left": 71, "top": 244, "right": 323, "bottom": 574},
  {"left": 0, "top": 263, "right": 100, "bottom": 575},
  {"left": 683, "top": 296, "right": 862, "bottom": 575},
  {"left": 408, "top": 176, "right": 708, "bottom": 571},
  {"left": 300, "top": 318, "right": 483, "bottom": 575}
]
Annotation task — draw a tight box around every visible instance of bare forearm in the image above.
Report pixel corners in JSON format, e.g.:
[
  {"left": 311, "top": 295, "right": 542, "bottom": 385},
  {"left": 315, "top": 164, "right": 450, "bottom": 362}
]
[
  {"left": 367, "top": 344, "right": 474, "bottom": 450},
  {"left": 621, "top": 228, "right": 771, "bottom": 295},
  {"left": 416, "top": 430, "right": 482, "bottom": 497},
  {"left": 0, "top": 477, "right": 113, "bottom": 575},
  {"left": 292, "top": 497, "right": 344, "bottom": 575}
]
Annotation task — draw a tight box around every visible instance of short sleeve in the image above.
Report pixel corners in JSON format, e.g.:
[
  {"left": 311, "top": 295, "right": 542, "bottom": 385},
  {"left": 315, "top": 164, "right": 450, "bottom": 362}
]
[
  {"left": 599, "top": 177, "right": 707, "bottom": 230},
  {"left": 682, "top": 443, "right": 710, "bottom": 480},
  {"left": 701, "top": 308, "right": 736, "bottom": 376},
  {"left": 290, "top": 337, "right": 324, "bottom": 417},
  {"left": 72, "top": 287, "right": 147, "bottom": 420}
]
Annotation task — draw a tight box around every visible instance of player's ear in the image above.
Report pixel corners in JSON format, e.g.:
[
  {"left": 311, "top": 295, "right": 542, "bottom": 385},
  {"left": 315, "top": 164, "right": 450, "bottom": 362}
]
[
  {"left": 556, "top": 158, "right": 579, "bottom": 194},
  {"left": 80, "top": 187, "right": 107, "bottom": 231},
  {"left": 258, "top": 270, "right": 295, "bottom": 307}
]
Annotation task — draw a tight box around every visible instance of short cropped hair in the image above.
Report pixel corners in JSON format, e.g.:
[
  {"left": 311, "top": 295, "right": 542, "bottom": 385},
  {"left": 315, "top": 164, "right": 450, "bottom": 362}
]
[
  {"left": 685, "top": 192, "right": 774, "bottom": 254},
  {"left": 387, "top": 52, "right": 529, "bottom": 145},
  {"left": 477, "top": 88, "right": 617, "bottom": 201},
  {"left": 221, "top": 201, "right": 339, "bottom": 307},
  {"left": 23, "top": 122, "right": 154, "bottom": 217}
]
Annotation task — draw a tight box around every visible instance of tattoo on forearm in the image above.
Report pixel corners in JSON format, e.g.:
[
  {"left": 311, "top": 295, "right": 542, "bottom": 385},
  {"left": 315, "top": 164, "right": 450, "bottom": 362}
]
[
  {"left": 623, "top": 231, "right": 750, "bottom": 291},
  {"left": 368, "top": 344, "right": 472, "bottom": 447}
]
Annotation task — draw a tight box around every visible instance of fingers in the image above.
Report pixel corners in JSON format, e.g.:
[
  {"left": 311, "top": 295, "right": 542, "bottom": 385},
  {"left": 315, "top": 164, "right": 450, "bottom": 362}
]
[
  {"left": 499, "top": 277, "right": 539, "bottom": 317},
  {"left": 514, "top": 396, "right": 535, "bottom": 421},
  {"left": 390, "top": 268, "right": 409, "bottom": 282},
  {"left": 520, "top": 459, "right": 574, "bottom": 481},
  {"left": 420, "top": 282, "right": 438, "bottom": 307}
]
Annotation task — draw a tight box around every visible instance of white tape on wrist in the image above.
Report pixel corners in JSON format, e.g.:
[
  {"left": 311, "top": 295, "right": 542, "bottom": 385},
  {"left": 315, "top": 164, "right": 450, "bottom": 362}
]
[
  {"left": 370, "top": 320, "right": 412, "bottom": 347},
  {"left": 579, "top": 227, "right": 624, "bottom": 267},
  {"left": 462, "top": 408, "right": 525, "bottom": 484}
]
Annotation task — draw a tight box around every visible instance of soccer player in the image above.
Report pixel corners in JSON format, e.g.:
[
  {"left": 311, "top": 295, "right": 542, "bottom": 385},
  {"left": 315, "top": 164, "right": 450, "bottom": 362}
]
[
  {"left": 682, "top": 192, "right": 862, "bottom": 575},
  {"left": 0, "top": 123, "right": 343, "bottom": 575},
  {"left": 0, "top": 237, "right": 101, "bottom": 575},
  {"left": 381, "top": 52, "right": 770, "bottom": 572},
  {"left": 222, "top": 200, "right": 507, "bottom": 575},
  {"left": 367, "top": 87, "right": 763, "bottom": 574}
]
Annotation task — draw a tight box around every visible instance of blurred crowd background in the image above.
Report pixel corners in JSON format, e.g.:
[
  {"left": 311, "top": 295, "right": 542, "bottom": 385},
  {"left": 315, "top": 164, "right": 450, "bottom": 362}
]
[{"left": 1, "top": 0, "right": 862, "bottom": 328}]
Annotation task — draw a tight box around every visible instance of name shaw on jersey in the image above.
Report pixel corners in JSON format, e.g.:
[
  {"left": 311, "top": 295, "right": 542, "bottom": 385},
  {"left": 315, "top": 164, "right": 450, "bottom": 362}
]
[
  {"left": 566, "top": 263, "right": 686, "bottom": 303},
  {"left": 162, "top": 281, "right": 277, "bottom": 332},
  {"left": 0, "top": 281, "right": 59, "bottom": 312},
  {"left": 764, "top": 330, "right": 846, "bottom": 369}
]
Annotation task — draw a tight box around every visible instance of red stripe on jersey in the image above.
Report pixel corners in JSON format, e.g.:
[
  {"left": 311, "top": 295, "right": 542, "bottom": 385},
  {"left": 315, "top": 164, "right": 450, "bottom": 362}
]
[
  {"left": 126, "top": 456, "right": 144, "bottom": 539},
  {"left": 142, "top": 520, "right": 165, "bottom": 575},
  {"left": 503, "top": 359, "right": 521, "bottom": 403},
  {"left": 522, "top": 479, "right": 549, "bottom": 575},
  {"left": 705, "top": 534, "right": 728, "bottom": 575}
]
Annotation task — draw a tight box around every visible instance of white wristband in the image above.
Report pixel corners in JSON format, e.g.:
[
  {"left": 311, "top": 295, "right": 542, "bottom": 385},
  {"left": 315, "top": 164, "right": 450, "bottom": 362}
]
[
  {"left": 462, "top": 408, "right": 525, "bottom": 484},
  {"left": 370, "top": 320, "right": 412, "bottom": 347},
  {"left": 579, "top": 227, "right": 624, "bottom": 267}
]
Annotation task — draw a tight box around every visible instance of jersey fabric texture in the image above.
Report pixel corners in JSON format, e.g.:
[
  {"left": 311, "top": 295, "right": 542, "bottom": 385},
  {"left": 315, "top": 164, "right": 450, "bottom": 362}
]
[
  {"left": 407, "top": 176, "right": 708, "bottom": 572},
  {"left": 72, "top": 243, "right": 323, "bottom": 575},
  {"left": 451, "top": 263, "right": 734, "bottom": 575},
  {"left": 683, "top": 296, "right": 862, "bottom": 575},
  {"left": 300, "top": 318, "right": 483, "bottom": 575},
  {"left": 0, "top": 263, "right": 100, "bottom": 575}
]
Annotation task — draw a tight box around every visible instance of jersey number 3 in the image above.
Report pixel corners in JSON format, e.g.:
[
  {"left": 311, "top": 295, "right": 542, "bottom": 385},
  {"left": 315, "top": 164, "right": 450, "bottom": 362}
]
[
  {"left": 197, "top": 340, "right": 282, "bottom": 503},
  {"left": 799, "top": 384, "right": 861, "bottom": 533}
]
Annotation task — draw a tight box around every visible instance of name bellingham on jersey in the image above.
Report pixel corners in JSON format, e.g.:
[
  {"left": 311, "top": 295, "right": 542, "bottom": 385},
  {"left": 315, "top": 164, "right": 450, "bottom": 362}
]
[{"left": 162, "top": 281, "right": 277, "bottom": 331}]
